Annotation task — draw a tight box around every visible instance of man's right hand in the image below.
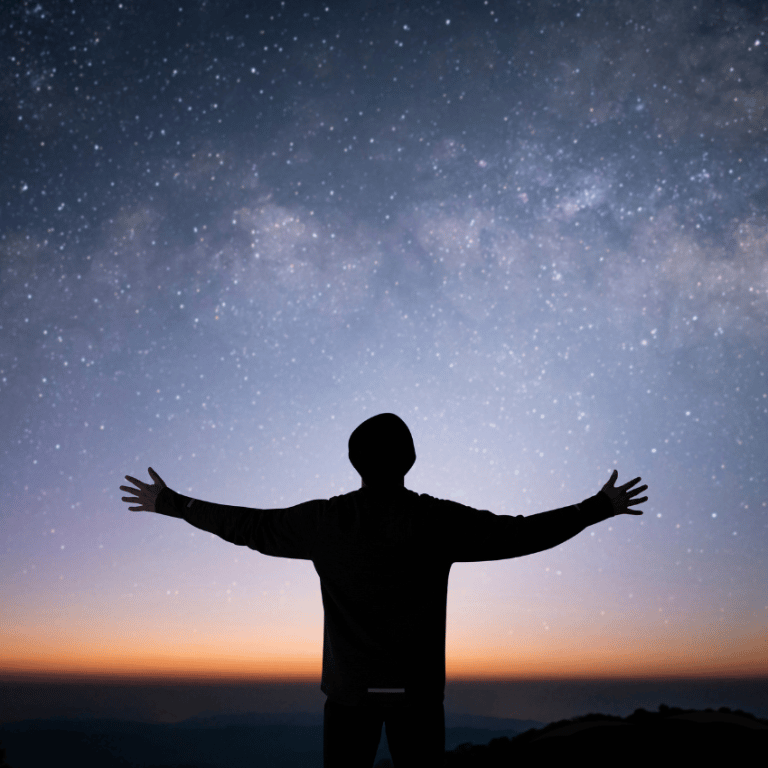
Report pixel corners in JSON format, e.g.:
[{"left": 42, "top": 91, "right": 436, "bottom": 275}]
[{"left": 600, "top": 469, "right": 648, "bottom": 515}]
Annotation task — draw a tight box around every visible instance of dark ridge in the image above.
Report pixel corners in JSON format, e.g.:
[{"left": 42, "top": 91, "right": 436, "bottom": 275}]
[{"left": 443, "top": 704, "right": 768, "bottom": 766}]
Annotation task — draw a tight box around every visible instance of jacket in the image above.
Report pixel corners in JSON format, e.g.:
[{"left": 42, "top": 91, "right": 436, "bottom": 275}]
[{"left": 155, "top": 484, "right": 615, "bottom": 708}]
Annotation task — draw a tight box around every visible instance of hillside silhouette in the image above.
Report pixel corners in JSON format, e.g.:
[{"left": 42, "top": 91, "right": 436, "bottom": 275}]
[{"left": 443, "top": 704, "right": 768, "bottom": 765}]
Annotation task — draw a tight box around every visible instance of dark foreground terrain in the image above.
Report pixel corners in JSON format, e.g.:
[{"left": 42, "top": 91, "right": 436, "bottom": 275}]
[
  {"left": 0, "top": 705, "right": 765, "bottom": 767},
  {"left": 443, "top": 705, "right": 768, "bottom": 766}
]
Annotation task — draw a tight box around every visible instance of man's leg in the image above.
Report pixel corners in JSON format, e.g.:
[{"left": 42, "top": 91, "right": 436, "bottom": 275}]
[
  {"left": 323, "top": 697, "right": 384, "bottom": 768},
  {"left": 384, "top": 701, "right": 445, "bottom": 767}
]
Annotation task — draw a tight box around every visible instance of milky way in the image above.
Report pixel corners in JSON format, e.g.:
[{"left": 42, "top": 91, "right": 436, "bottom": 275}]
[{"left": 2, "top": 0, "right": 767, "bottom": 689}]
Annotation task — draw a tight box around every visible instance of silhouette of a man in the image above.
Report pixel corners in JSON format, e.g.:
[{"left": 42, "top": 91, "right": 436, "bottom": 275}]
[{"left": 121, "top": 412, "right": 648, "bottom": 767}]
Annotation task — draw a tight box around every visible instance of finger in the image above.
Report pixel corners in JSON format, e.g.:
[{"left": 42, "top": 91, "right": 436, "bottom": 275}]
[
  {"left": 620, "top": 477, "right": 641, "bottom": 490},
  {"left": 122, "top": 496, "right": 140, "bottom": 502},
  {"left": 626, "top": 485, "right": 648, "bottom": 497},
  {"left": 129, "top": 506, "right": 147, "bottom": 512},
  {"left": 607, "top": 469, "right": 618, "bottom": 486},
  {"left": 627, "top": 496, "right": 648, "bottom": 505},
  {"left": 149, "top": 467, "right": 167, "bottom": 486},
  {"left": 125, "top": 475, "right": 146, "bottom": 488}
]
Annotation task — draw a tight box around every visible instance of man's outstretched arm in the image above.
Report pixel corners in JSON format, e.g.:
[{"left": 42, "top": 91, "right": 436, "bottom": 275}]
[
  {"left": 120, "top": 467, "right": 316, "bottom": 559},
  {"left": 514, "top": 469, "right": 648, "bottom": 554},
  {"left": 449, "top": 469, "right": 649, "bottom": 563}
]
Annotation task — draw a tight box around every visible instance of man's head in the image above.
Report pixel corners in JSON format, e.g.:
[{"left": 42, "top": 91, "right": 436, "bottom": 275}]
[{"left": 348, "top": 413, "right": 416, "bottom": 488}]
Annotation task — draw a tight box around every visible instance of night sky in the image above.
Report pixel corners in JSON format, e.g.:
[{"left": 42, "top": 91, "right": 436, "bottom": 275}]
[{"left": 2, "top": 0, "right": 767, "bottom": 722}]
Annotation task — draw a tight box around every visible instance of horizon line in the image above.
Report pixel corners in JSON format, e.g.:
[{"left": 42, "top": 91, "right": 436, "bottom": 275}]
[{"left": 3, "top": 670, "right": 766, "bottom": 685}]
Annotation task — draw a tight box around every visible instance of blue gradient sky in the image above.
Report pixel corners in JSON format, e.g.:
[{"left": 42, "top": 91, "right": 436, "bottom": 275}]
[{"left": 2, "top": 0, "right": 767, "bottom": 721}]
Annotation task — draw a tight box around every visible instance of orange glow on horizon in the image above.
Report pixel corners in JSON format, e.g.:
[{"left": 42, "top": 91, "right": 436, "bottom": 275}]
[
  {"left": 4, "top": 603, "right": 767, "bottom": 684},
  {"left": 3, "top": 645, "right": 766, "bottom": 684}
]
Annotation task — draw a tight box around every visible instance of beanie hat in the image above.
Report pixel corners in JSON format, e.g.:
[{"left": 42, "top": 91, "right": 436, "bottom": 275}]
[{"left": 348, "top": 413, "right": 416, "bottom": 485}]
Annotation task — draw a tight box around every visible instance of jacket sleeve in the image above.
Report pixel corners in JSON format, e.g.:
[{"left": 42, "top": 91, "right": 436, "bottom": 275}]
[
  {"left": 154, "top": 487, "right": 320, "bottom": 560},
  {"left": 446, "top": 491, "right": 615, "bottom": 563}
]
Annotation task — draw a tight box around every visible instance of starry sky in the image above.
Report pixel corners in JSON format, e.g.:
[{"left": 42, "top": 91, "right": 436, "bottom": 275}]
[{"left": 2, "top": 0, "right": 768, "bottom": 720}]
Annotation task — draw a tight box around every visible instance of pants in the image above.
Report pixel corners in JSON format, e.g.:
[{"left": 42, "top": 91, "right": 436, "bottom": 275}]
[{"left": 323, "top": 696, "right": 445, "bottom": 768}]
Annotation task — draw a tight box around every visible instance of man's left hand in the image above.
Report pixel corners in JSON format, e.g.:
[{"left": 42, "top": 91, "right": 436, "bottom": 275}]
[{"left": 120, "top": 467, "right": 168, "bottom": 513}]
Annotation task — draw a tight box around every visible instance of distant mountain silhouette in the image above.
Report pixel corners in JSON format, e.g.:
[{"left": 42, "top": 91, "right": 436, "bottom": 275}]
[
  {"left": 444, "top": 705, "right": 768, "bottom": 765},
  {"left": 0, "top": 709, "right": 543, "bottom": 768},
  {"left": 1, "top": 705, "right": 765, "bottom": 766},
  {"left": 175, "top": 708, "right": 546, "bottom": 733}
]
